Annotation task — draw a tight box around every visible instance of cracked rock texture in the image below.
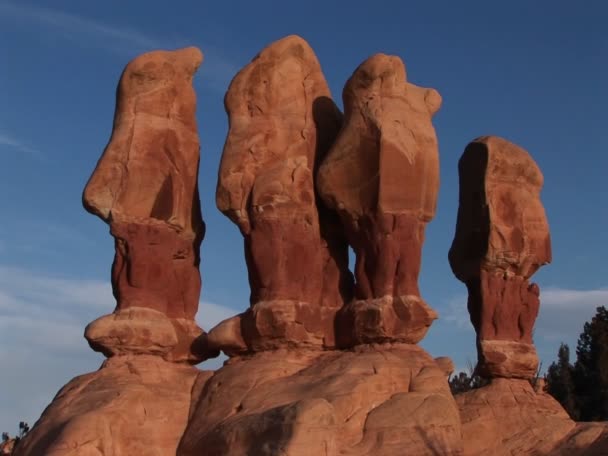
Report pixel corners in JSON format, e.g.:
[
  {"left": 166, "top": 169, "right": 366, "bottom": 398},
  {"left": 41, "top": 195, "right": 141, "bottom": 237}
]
[
  {"left": 82, "top": 47, "right": 209, "bottom": 363},
  {"left": 449, "top": 136, "right": 551, "bottom": 378},
  {"left": 457, "top": 378, "right": 608, "bottom": 455},
  {"left": 13, "top": 356, "right": 211, "bottom": 456},
  {"left": 178, "top": 344, "right": 463, "bottom": 456},
  {"left": 213, "top": 35, "right": 353, "bottom": 352},
  {"left": 316, "top": 54, "right": 441, "bottom": 347}
]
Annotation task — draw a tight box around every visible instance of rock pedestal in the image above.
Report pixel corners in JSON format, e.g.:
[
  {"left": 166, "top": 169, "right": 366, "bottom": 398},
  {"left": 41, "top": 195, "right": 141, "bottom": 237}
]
[
  {"left": 449, "top": 136, "right": 551, "bottom": 379},
  {"left": 210, "top": 35, "right": 353, "bottom": 353},
  {"left": 82, "top": 47, "right": 210, "bottom": 364},
  {"left": 179, "top": 345, "right": 463, "bottom": 456},
  {"left": 317, "top": 54, "right": 441, "bottom": 347}
]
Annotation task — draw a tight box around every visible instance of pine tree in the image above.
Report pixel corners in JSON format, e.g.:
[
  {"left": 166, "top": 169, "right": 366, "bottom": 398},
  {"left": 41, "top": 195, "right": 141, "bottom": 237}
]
[
  {"left": 574, "top": 306, "right": 608, "bottom": 421},
  {"left": 546, "top": 343, "right": 579, "bottom": 419}
]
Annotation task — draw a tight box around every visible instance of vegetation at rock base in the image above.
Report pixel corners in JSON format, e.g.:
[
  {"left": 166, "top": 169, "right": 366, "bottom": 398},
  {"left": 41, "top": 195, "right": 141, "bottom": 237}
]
[
  {"left": 546, "top": 306, "right": 608, "bottom": 421},
  {"left": 0, "top": 422, "right": 28, "bottom": 455}
]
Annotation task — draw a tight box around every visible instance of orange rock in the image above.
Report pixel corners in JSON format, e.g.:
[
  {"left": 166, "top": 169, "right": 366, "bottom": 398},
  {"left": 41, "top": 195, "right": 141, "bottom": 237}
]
[
  {"left": 456, "top": 378, "right": 608, "bottom": 455},
  {"left": 213, "top": 35, "right": 353, "bottom": 352},
  {"left": 449, "top": 136, "right": 551, "bottom": 378},
  {"left": 82, "top": 47, "right": 211, "bottom": 363},
  {"left": 179, "top": 344, "right": 463, "bottom": 455},
  {"left": 13, "top": 356, "right": 211, "bottom": 456},
  {"left": 317, "top": 54, "right": 441, "bottom": 346}
]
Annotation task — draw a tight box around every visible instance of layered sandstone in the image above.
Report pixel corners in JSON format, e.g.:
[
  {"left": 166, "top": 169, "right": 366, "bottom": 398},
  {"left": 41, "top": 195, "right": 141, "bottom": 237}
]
[
  {"left": 179, "top": 345, "right": 463, "bottom": 455},
  {"left": 316, "top": 54, "right": 441, "bottom": 347},
  {"left": 211, "top": 35, "right": 352, "bottom": 353},
  {"left": 82, "top": 47, "right": 209, "bottom": 363},
  {"left": 13, "top": 356, "right": 211, "bottom": 456},
  {"left": 457, "top": 378, "right": 608, "bottom": 455},
  {"left": 449, "top": 136, "right": 551, "bottom": 378}
]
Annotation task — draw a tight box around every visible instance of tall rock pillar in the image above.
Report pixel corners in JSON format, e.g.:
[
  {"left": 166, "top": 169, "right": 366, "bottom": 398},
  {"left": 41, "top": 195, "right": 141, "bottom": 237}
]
[
  {"left": 317, "top": 54, "right": 442, "bottom": 347},
  {"left": 449, "top": 136, "right": 551, "bottom": 378},
  {"left": 82, "top": 47, "right": 210, "bottom": 363}
]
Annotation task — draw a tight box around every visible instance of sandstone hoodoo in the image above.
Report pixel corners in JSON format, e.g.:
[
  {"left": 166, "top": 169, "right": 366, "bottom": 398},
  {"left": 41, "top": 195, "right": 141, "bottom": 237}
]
[
  {"left": 209, "top": 35, "right": 353, "bottom": 353},
  {"left": 317, "top": 53, "right": 442, "bottom": 347},
  {"left": 14, "top": 38, "right": 608, "bottom": 456},
  {"left": 178, "top": 39, "right": 463, "bottom": 456},
  {"left": 449, "top": 135, "right": 551, "bottom": 379},
  {"left": 13, "top": 48, "right": 214, "bottom": 456},
  {"left": 82, "top": 47, "right": 210, "bottom": 364}
]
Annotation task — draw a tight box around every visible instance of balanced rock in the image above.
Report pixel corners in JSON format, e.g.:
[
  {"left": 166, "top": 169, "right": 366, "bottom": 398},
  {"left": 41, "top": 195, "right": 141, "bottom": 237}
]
[
  {"left": 317, "top": 54, "right": 441, "bottom": 347},
  {"left": 82, "top": 47, "right": 209, "bottom": 363},
  {"left": 179, "top": 344, "right": 463, "bottom": 455},
  {"left": 449, "top": 136, "right": 551, "bottom": 379},
  {"left": 211, "top": 35, "right": 353, "bottom": 352}
]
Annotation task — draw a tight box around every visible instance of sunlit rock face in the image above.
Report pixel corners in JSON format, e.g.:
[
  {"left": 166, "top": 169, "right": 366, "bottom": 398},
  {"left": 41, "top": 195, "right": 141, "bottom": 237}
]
[
  {"left": 317, "top": 53, "right": 442, "bottom": 347},
  {"left": 212, "top": 35, "right": 353, "bottom": 353},
  {"left": 449, "top": 135, "right": 551, "bottom": 379},
  {"left": 82, "top": 47, "right": 211, "bottom": 364}
]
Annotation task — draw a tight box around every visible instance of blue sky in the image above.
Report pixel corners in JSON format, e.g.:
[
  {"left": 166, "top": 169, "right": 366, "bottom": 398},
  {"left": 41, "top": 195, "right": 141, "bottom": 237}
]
[{"left": 0, "top": 0, "right": 606, "bottom": 433}]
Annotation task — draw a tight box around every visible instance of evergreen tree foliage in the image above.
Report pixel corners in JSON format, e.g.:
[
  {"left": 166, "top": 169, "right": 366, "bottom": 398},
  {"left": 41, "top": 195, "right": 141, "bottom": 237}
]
[
  {"left": 546, "top": 343, "right": 579, "bottom": 419},
  {"left": 573, "top": 306, "right": 608, "bottom": 421}
]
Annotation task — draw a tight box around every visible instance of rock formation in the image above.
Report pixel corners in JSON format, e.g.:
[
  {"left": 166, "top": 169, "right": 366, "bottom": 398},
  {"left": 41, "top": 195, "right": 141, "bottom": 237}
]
[
  {"left": 317, "top": 54, "right": 441, "bottom": 347},
  {"left": 448, "top": 137, "right": 608, "bottom": 455},
  {"left": 449, "top": 136, "right": 551, "bottom": 379},
  {"left": 14, "top": 39, "right": 608, "bottom": 456},
  {"left": 210, "top": 35, "right": 353, "bottom": 353},
  {"left": 179, "top": 344, "right": 463, "bottom": 455},
  {"left": 13, "top": 48, "right": 212, "bottom": 456},
  {"left": 180, "top": 46, "right": 463, "bottom": 456},
  {"left": 13, "top": 356, "right": 211, "bottom": 456},
  {"left": 82, "top": 47, "right": 209, "bottom": 364},
  {"left": 456, "top": 378, "right": 608, "bottom": 455}
]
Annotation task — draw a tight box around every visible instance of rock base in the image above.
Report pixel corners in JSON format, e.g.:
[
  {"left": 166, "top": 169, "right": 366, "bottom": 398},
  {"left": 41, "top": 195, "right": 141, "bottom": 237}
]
[
  {"left": 336, "top": 295, "right": 438, "bottom": 347},
  {"left": 13, "top": 355, "right": 211, "bottom": 456},
  {"left": 85, "top": 307, "right": 212, "bottom": 363},
  {"left": 477, "top": 339, "right": 539, "bottom": 379},
  {"left": 178, "top": 343, "right": 462, "bottom": 456},
  {"left": 206, "top": 300, "right": 341, "bottom": 355},
  {"left": 456, "top": 378, "right": 608, "bottom": 455}
]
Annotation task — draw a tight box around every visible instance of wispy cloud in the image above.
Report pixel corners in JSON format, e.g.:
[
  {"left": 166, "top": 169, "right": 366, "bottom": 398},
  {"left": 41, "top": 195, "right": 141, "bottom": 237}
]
[
  {"left": 0, "top": 1, "right": 238, "bottom": 89},
  {"left": 0, "top": 264, "right": 237, "bottom": 432},
  {"left": 0, "top": 132, "right": 41, "bottom": 158},
  {"left": 0, "top": 1, "right": 161, "bottom": 54},
  {"left": 536, "top": 286, "right": 608, "bottom": 343}
]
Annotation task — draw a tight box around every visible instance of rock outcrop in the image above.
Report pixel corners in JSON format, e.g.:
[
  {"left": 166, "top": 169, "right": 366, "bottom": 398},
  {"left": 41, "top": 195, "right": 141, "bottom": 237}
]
[
  {"left": 179, "top": 345, "right": 463, "bottom": 455},
  {"left": 317, "top": 54, "right": 441, "bottom": 347},
  {"left": 13, "top": 356, "right": 211, "bottom": 456},
  {"left": 210, "top": 35, "right": 353, "bottom": 353},
  {"left": 82, "top": 47, "right": 209, "bottom": 364},
  {"left": 456, "top": 379, "right": 608, "bottom": 455},
  {"left": 449, "top": 136, "right": 551, "bottom": 379},
  {"left": 13, "top": 38, "right": 608, "bottom": 456},
  {"left": 14, "top": 48, "right": 211, "bottom": 456},
  {"left": 448, "top": 137, "right": 608, "bottom": 455}
]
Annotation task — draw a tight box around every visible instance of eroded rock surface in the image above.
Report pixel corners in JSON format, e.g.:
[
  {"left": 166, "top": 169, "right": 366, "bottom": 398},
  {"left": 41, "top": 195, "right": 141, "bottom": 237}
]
[
  {"left": 82, "top": 47, "right": 209, "bottom": 363},
  {"left": 13, "top": 356, "right": 211, "bottom": 456},
  {"left": 449, "top": 136, "right": 551, "bottom": 378},
  {"left": 456, "top": 378, "right": 608, "bottom": 455},
  {"left": 212, "top": 35, "right": 352, "bottom": 352},
  {"left": 316, "top": 54, "right": 441, "bottom": 347},
  {"left": 178, "top": 344, "right": 463, "bottom": 456}
]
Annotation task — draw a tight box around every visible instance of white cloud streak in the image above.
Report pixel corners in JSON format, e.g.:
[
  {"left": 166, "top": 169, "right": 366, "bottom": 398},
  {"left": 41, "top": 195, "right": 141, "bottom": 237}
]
[
  {"left": 0, "top": 2, "right": 161, "bottom": 53},
  {"left": 0, "top": 132, "right": 41, "bottom": 158},
  {"left": 0, "top": 265, "right": 237, "bottom": 433},
  {"left": 0, "top": 1, "right": 238, "bottom": 89}
]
